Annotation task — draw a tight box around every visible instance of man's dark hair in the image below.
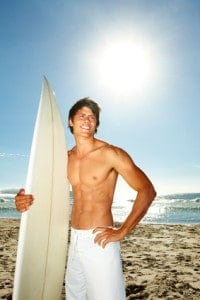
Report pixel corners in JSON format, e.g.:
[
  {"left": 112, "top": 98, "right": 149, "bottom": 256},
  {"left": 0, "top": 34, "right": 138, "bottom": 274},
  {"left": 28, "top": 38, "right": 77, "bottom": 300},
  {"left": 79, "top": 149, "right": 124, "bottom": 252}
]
[{"left": 68, "top": 97, "right": 101, "bottom": 134}]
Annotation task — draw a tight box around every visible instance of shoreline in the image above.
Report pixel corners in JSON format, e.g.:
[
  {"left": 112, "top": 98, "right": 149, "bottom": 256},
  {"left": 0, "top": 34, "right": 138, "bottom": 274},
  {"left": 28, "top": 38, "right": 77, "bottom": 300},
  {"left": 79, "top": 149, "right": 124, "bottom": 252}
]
[
  {"left": 1, "top": 216, "right": 200, "bottom": 226},
  {"left": 0, "top": 219, "right": 200, "bottom": 299}
]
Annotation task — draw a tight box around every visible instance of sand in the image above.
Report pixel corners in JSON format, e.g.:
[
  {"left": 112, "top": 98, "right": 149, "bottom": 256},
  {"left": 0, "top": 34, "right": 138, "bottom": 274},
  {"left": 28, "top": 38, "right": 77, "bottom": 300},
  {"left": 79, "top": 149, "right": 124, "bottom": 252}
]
[{"left": 0, "top": 219, "right": 200, "bottom": 300}]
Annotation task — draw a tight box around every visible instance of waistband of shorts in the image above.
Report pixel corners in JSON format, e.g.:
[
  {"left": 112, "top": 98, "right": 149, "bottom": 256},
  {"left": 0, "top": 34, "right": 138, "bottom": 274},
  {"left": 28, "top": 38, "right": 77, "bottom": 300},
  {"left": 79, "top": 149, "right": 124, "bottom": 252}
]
[
  {"left": 71, "top": 226, "right": 113, "bottom": 238},
  {"left": 71, "top": 227, "right": 94, "bottom": 236}
]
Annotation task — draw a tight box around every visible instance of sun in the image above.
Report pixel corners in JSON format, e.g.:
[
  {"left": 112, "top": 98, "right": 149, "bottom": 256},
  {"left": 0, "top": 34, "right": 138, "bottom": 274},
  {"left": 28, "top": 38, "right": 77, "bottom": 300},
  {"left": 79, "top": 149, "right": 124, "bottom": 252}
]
[{"left": 94, "top": 39, "right": 154, "bottom": 95}]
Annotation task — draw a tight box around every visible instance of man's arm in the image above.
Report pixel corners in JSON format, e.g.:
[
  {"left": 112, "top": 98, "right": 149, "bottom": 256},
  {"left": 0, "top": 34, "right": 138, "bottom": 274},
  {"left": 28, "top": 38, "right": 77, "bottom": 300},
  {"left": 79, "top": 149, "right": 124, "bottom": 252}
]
[{"left": 94, "top": 146, "right": 156, "bottom": 247}]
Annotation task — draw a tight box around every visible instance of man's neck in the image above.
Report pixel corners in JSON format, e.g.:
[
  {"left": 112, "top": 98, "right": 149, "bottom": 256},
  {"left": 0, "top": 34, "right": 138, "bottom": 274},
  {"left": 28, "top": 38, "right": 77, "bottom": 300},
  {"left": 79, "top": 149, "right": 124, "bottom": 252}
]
[{"left": 74, "top": 136, "right": 96, "bottom": 158}]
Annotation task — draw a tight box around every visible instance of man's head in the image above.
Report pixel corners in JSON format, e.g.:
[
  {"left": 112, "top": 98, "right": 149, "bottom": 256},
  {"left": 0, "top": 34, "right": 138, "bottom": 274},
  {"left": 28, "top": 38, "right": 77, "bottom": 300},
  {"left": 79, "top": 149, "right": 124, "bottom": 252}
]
[{"left": 68, "top": 97, "right": 101, "bottom": 134}]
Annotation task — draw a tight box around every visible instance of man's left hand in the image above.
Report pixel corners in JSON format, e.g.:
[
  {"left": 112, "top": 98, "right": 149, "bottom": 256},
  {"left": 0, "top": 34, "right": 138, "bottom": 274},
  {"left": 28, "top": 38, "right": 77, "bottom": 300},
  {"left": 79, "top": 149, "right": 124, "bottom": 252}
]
[{"left": 93, "top": 227, "right": 124, "bottom": 248}]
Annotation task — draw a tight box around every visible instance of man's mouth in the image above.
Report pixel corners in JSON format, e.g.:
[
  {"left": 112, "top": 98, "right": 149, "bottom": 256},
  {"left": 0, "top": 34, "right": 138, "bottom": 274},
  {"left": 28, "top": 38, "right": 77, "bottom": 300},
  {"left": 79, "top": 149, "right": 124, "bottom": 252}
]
[{"left": 81, "top": 125, "right": 90, "bottom": 130}]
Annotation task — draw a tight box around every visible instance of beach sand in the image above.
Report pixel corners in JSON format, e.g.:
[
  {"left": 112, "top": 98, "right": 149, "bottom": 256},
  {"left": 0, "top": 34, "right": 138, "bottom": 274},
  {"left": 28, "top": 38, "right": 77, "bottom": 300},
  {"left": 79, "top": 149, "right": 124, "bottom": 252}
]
[{"left": 0, "top": 219, "right": 200, "bottom": 300}]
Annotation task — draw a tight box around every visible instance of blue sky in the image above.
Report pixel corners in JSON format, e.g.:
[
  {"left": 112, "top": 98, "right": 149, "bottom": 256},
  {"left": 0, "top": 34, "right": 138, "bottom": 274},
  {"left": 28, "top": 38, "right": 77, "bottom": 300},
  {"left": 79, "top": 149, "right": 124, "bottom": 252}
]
[{"left": 0, "top": 0, "right": 199, "bottom": 195}]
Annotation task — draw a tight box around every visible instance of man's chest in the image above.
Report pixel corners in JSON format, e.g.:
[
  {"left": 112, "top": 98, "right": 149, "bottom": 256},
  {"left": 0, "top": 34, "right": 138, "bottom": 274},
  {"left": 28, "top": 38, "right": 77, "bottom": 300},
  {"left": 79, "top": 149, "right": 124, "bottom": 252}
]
[{"left": 68, "top": 155, "right": 111, "bottom": 186}]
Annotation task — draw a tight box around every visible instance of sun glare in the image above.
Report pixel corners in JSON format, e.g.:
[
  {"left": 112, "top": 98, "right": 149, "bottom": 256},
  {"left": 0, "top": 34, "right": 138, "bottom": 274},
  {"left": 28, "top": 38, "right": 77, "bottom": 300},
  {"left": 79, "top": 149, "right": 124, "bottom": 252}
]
[{"left": 94, "top": 39, "right": 155, "bottom": 95}]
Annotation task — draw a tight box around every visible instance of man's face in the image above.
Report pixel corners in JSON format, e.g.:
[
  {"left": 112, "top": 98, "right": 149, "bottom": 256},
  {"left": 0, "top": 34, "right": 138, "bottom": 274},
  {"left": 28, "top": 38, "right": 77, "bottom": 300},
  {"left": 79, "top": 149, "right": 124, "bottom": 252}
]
[{"left": 69, "top": 106, "right": 97, "bottom": 136}]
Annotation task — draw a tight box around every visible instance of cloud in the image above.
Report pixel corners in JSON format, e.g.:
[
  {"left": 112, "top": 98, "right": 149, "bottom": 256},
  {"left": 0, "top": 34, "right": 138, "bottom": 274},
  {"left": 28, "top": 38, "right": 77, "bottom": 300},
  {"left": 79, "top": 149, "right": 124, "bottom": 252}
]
[{"left": 0, "top": 153, "right": 28, "bottom": 158}]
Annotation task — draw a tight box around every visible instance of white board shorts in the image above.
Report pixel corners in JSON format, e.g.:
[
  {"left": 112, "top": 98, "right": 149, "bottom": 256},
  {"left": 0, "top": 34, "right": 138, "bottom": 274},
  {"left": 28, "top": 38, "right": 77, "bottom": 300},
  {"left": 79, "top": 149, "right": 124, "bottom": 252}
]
[{"left": 65, "top": 227, "right": 126, "bottom": 300}]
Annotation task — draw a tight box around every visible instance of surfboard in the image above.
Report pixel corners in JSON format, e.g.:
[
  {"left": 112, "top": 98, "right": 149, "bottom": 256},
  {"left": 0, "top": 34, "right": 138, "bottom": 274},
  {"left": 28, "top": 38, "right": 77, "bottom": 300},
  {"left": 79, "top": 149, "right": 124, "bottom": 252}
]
[{"left": 13, "top": 77, "right": 69, "bottom": 300}]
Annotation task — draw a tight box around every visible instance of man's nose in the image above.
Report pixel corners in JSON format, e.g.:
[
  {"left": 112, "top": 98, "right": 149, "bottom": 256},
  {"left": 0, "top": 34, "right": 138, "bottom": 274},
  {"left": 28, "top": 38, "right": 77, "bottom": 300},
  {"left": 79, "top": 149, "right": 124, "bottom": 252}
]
[{"left": 83, "top": 116, "right": 90, "bottom": 122}]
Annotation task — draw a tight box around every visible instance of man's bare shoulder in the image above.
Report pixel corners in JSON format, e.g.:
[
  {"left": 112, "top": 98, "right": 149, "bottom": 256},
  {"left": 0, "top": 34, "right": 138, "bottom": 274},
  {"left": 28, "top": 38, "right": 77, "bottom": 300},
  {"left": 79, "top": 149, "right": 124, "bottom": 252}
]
[
  {"left": 94, "top": 140, "right": 120, "bottom": 154},
  {"left": 102, "top": 143, "right": 128, "bottom": 155},
  {"left": 102, "top": 144, "right": 135, "bottom": 166}
]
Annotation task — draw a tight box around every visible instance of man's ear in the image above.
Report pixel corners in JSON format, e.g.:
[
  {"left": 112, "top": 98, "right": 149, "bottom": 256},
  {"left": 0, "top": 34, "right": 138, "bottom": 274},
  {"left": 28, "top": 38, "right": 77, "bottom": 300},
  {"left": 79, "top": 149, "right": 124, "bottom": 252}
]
[{"left": 69, "top": 118, "right": 73, "bottom": 127}]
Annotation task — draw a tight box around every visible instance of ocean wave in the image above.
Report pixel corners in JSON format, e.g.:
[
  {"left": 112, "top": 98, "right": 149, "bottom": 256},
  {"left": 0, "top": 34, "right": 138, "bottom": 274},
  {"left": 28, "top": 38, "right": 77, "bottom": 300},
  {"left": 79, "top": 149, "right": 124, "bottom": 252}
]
[
  {"left": 159, "top": 193, "right": 200, "bottom": 200},
  {"left": 1, "top": 191, "right": 200, "bottom": 223},
  {"left": 0, "top": 198, "right": 10, "bottom": 203},
  {"left": 0, "top": 188, "right": 19, "bottom": 196}
]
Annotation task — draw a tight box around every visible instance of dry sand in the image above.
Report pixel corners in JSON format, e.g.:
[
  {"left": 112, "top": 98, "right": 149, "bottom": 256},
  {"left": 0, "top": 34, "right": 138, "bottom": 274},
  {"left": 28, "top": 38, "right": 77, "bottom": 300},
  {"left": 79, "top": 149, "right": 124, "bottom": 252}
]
[{"left": 0, "top": 219, "right": 200, "bottom": 299}]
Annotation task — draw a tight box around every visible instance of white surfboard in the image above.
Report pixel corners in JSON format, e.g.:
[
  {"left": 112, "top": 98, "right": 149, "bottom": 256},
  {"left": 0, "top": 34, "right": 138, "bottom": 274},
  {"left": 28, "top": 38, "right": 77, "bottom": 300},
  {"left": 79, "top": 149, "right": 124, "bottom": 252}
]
[{"left": 13, "top": 77, "right": 69, "bottom": 300}]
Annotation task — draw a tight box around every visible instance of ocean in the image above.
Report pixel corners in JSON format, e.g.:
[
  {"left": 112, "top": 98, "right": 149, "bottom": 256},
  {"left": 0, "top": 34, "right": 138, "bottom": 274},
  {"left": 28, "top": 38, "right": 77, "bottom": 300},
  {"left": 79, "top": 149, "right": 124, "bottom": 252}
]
[{"left": 0, "top": 188, "right": 200, "bottom": 224}]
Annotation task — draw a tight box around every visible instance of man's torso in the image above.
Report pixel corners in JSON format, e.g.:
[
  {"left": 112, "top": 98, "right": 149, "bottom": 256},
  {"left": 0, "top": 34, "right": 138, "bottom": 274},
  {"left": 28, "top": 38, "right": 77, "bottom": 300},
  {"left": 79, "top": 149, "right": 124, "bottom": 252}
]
[{"left": 68, "top": 141, "right": 118, "bottom": 229}]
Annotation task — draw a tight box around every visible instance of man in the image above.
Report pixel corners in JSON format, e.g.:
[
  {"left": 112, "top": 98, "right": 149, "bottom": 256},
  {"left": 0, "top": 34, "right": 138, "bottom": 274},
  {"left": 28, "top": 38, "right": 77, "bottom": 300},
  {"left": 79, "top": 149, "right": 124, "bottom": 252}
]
[{"left": 15, "top": 98, "right": 156, "bottom": 300}]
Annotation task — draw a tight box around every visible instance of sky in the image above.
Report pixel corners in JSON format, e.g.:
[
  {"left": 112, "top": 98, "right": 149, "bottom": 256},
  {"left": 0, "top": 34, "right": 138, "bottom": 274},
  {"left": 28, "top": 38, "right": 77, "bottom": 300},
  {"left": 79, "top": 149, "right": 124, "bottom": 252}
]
[{"left": 0, "top": 0, "right": 199, "bottom": 196}]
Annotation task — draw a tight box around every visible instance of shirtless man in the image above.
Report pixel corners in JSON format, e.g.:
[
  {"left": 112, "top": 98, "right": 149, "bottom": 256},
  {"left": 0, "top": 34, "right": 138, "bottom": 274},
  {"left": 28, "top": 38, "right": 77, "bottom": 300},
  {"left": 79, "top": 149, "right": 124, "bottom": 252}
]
[{"left": 15, "top": 98, "right": 156, "bottom": 300}]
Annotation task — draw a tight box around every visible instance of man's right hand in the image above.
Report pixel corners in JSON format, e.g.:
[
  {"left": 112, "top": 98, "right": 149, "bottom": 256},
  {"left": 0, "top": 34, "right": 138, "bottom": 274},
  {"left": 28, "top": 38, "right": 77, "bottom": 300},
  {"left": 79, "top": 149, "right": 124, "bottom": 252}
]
[{"left": 15, "top": 188, "right": 34, "bottom": 212}]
